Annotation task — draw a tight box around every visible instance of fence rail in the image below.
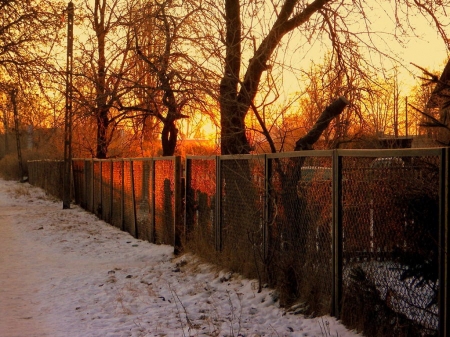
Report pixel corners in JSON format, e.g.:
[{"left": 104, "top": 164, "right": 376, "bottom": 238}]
[{"left": 27, "top": 148, "right": 449, "bottom": 337}]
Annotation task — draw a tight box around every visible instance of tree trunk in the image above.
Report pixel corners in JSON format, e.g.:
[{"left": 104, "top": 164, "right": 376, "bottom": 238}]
[
  {"left": 161, "top": 119, "right": 177, "bottom": 156},
  {"left": 220, "top": 0, "right": 331, "bottom": 155},
  {"left": 94, "top": 0, "right": 109, "bottom": 159},
  {"left": 95, "top": 107, "right": 109, "bottom": 159},
  {"left": 219, "top": 0, "right": 250, "bottom": 155}
]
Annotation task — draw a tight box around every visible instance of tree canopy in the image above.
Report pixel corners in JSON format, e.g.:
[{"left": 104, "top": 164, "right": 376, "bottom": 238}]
[{"left": 1, "top": 0, "right": 449, "bottom": 158}]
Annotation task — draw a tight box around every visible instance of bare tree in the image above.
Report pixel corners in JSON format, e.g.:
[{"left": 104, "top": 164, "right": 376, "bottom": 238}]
[
  {"left": 0, "top": 0, "right": 67, "bottom": 162},
  {"left": 216, "top": 0, "right": 450, "bottom": 154},
  {"left": 73, "top": 0, "right": 140, "bottom": 158},
  {"left": 128, "top": 0, "right": 216, "bottom": 156}
]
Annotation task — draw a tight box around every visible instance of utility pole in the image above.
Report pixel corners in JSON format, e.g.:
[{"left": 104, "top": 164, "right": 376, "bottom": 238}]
[
  {"left": 63, "top": 1, "right": 74, "bottom": 209},
  {"left": 405, "top": 96, "right": 408, "bottom": 137}
]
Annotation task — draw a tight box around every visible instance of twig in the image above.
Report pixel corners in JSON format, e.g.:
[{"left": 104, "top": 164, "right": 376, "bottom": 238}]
[{"left": 168, "top": 282, "right": 190, "bottom": 337}]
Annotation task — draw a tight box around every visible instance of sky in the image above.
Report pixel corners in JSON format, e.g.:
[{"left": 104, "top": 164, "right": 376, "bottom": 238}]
[
  {"left": 0, "top": 179, "right": 362, "bottom": 337},
  {"left": 281, "top": 2, "right": 449, "bottom": 96}
]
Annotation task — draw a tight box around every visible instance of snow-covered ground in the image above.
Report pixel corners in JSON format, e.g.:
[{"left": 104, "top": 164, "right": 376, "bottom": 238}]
[{"left": 0, "top": 179, "right": 362, "bottom": 337}]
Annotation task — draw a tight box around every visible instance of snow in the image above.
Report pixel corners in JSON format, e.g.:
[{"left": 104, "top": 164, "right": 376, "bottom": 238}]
[{"left": 0, "top": 179, "right": 362, "bottom": 337}]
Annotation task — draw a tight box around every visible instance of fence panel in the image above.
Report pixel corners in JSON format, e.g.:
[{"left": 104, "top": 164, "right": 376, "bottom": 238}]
[
  {"left": 133, "top": 159, "right": 153, "bottom": 242},
  {"left": 123, "top": 160, "right": 136, "bottom": 237},
  {"left": 185, "top": 156, "right": 217, "bottom": 256},
  {"left": 72, "top": 160, "right": 85, "bottom": 207},
  {"left": 339, "top": 150, "right": 441, "bottom": 337},
  {"left": 92, "top": 161, "right": 101, "bottom": 217},
  {"left": 218, "top": 155, "right": 266, "bottom": 281},
  {"left": 153, "top": 158, "right": 176, "bottom": 245},
  {"left": 101, "top": 160, "right": 112, "bottom": 224},
  {"left": 111, "top": 160, "right": 123, "bottom": 230},
  {"left": 267, "top": 152, "right": 333, "bottom": 313},
  {"left": 85, "top": 160, "right": 94, "bottom": 213},
  {"left": 28, "top": 160, "right": 64, "bottom": 199}
]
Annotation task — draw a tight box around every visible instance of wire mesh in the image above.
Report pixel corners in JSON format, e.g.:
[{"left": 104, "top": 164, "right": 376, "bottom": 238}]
[
  {"left": 92, "top": 161, "right": 101, "bottom": 218},
  {"left": 268, "top": 154, "right": 333, "bottom": 312},
  {"left": 185, "top": 157, "right": 217, "bottom": 255},
  {"left": 111, "top": 160, "right": 123, "bottom": 230},
  {"left": 133, "top": 159, "right": 153, "bottom": 242},
  {"left": 154, "top": 159, "right": 175, "bottom": 245},
  {"left": 123, "top": 160, "right": 136, "bottom": 237},
  {"left": 100, "top": 161, "right": 112, "bottom": 223},
  {"left": 28, "top": 160, "right": 65, "bottom": 199},
  {"left": 219, "top": 155, "right": 266, "bottom": 281},
  {"left": 340, "top": 155, "right": 440, "bottom": 336},
  {"left": 85, "top": 160, "right": 94, "bottom": 213},
  {"left": 72, "top": 160, "right": 85, "bottom": 207}
]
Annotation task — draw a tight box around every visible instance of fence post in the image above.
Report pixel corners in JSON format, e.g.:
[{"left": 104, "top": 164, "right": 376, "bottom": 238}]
[
  {"left": 184, "top": 158, "right": 194, "bottom": 240},
  {"left": 120, "top": 159, "right": 125, "bottom": 231},
  {"left": 81, "top": 160, "right": 87, "bottom": 208},
  {"left": 109, "top": 160, "right": 113, "bottom": 223},
  {"left": 90, "top": 159, "right": 94, "bottom": 213},
  {"left": 215, "top": 156, "right": 222, "bottom": 251},
  {"left": 174, "top": 156, "right": 183, "bottom": 254},
  {"left": 264, "top": 155, "right": 272, "bottom": 262},
  {"left": 332, "top": 150, "right": 343, "bottom": 318},
  {"left": 130, "top": 159, "right": 138, "bottom": 238},
  {"left": 439, "top": 147, "right": 449, "bottom": 337},
  {"left": 150, "top": 159, "right": 155, "bottom": 243}
]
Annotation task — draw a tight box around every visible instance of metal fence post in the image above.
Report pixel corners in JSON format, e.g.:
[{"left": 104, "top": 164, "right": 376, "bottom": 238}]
[
  {"left": 215, "top": 156, "right": 222, "bottom": 251},
  {"left": 439, "top": 147, "right": 449, "bottom": 337},
  {"left": 150, "top": 158, "right": 155, "bottom": 243},
  {"left": 109, "top": 159, "right": 113, "bottom": 223},
  {"left": 90, "top": 159, "right": 94, "bottom": 213},
  {"left": 174, "top": 156, "right": 183, "bottom": 254},
  {"left": 264, "top": 155, "right": 271, "bottom": 262},
  {"left": 332, "top": 149, "right": 343, "bottom": 318},
  {"left": 130, "top": 159, "right": 138, "bottom": 238},
  {"left": 184, "top": 158, "right": 194, "bottom": 241},
  {"left": 82, "top": 160, "right": 87, "bottom": 208},
  {"left": 120, "top": 159, "right": 125, "bottom": 231}
]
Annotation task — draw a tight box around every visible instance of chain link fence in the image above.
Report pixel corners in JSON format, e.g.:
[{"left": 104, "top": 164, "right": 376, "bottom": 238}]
[
  {"left": 267, "top": 152, "right": 333, "bottom": 313},
  {"left": 185, "top": 156, "right": 217, "bottom": 257},
  {"left": 66, "top": 157, "right": 181, "bottom": 247},
  {"left": 220, "top": 155, "right": 266, "bottom": 282},
  {"left": 27, "top": 148, "right": 449, "bottom": 337},
  {"left": 154, "top": 159, "right": 176, "bottom": 245},
  {"left": 185, "top": 149, "right": 448, "bottom": 337},
  {"left": 339, "top": 151, "right": 442, "bottom": 337},
  {"left": 27, "top": 160, "right": 64, "bottom": 199},
  {"left": 111, "top": 160, "right": 124, "bottom": 230}
]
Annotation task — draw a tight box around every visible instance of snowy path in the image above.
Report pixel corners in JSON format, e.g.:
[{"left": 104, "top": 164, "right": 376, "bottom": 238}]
[
  {"left": 0, "top": 204, "right": 57, "bottom": 336},
  {"left": 0, "top": 180, "right": 361, "bottom": 337}
]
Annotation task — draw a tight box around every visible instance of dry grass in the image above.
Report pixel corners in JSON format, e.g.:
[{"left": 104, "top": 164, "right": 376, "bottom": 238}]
[
  {"left": 8, "top": 185, "right": 31, "bottom": 198},
  {"left": 0, "top": 147, "right": 63, "bottom": 181}
]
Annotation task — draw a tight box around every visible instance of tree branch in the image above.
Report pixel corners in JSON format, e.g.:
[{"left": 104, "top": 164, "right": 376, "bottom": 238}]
[{"left": 295, "top": 96, "right": 349, "bottom": 151}]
